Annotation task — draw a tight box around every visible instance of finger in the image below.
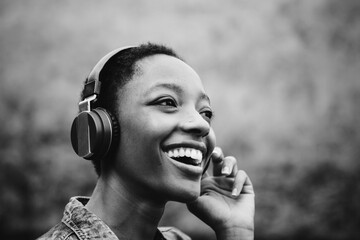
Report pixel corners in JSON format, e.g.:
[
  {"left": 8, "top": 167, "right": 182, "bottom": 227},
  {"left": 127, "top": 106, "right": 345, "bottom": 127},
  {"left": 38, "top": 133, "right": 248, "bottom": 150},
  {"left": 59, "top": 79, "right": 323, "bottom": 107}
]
[
  {"left": 222, "top": 156, "right": 238, "bottom": 177},
  {"left": 211, "top": 147, "right": 224, "bottom": 176},
  {"left": 213, "top": 155, "right": 238, "bottom": 177},
  {"left": 202, "top": 147, "right": 221, "bottom": 175},
  {"left": 231, "top": 170, "right": 254, "bottom": 197},
  {"left": 211, "top": 147, "right": 224, "bottom": 163},
  {"left": 242, "top": 174, "right": 255, "bottom": 195}
]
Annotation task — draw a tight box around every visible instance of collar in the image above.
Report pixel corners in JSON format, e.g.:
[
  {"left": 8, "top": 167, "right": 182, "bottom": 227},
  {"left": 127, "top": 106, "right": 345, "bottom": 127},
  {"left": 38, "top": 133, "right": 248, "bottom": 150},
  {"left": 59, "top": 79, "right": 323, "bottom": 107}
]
[{"left": 62, "top": 197, "right": 166, "bottom": 240}]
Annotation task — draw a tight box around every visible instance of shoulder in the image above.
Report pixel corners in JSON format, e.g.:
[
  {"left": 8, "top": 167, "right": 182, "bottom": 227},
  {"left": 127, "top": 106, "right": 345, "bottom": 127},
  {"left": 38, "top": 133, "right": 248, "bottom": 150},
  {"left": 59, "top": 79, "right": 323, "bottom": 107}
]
[
  {"left": 36, "top": 222, "right": 79, "bottom": 240},
  {"left": 158, "top": 227, "right": 192, "bottom": 240}
]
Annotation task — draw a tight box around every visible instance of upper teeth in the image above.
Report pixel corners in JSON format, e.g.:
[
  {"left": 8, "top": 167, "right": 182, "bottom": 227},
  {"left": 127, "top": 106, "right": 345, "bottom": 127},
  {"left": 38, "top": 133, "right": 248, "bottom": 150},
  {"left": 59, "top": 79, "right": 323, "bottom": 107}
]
[{"left": 166, "top": 148, "right": 203, "bottom": 164}]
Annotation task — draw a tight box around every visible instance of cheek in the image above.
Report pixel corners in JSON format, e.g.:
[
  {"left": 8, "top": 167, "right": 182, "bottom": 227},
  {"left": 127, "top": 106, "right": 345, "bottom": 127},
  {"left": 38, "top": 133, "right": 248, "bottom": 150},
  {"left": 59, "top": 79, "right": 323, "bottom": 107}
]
[
  {"left": 120, "top": 112, "right": 175, "bottom": 148},
  {"left": 115, "top": 117, "right": 167, "bottom": 175}
]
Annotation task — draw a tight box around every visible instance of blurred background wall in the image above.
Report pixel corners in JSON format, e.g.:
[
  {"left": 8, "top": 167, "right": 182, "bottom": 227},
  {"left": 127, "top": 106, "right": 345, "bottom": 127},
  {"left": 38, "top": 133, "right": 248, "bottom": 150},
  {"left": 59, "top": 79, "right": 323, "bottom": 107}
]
[{"left": 0, "top": 0, "right": 359, "bottom": 239}]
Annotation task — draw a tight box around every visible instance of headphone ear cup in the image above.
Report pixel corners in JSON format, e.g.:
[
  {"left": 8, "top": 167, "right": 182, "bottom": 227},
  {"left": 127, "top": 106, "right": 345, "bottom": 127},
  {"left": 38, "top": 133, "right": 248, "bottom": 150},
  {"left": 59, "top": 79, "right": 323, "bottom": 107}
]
[{"left": 71, "top": 108, "right": 116, "bottom": 160}]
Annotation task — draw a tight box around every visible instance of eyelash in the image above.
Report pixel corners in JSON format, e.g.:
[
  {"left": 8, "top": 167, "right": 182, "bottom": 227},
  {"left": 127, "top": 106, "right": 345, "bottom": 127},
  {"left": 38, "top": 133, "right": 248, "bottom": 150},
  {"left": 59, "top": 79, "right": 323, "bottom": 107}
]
[{"left": 156, "top": 97, "right": 177, "bottom": 107}]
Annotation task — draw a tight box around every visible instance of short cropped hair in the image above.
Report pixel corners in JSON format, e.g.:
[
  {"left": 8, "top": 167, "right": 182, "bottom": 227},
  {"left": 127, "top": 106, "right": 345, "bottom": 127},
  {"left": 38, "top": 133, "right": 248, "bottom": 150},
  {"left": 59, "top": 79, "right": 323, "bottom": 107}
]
[{"left": 80, "top": 43, "right": 182, "bottom": 175}]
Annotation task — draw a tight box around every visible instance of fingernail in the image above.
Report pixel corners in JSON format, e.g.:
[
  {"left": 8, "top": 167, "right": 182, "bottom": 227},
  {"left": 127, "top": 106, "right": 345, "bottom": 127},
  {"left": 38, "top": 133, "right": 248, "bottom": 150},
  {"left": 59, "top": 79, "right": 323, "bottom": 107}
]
[
  {"left": 222, "top": 166, "right": 230, "bottom": 175},
  {"left": 232, "top": 188, "right": 238, "bottom": 197}
]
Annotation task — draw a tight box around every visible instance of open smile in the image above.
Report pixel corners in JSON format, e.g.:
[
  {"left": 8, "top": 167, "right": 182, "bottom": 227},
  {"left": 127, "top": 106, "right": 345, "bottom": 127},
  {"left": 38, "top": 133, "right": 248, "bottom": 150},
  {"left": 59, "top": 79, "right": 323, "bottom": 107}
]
[
  {"left": 165, "top": 147, "right": 203, "bottom": 166},
  {"left": 162, "top": 142, "right": 207, "bottom": 169}
]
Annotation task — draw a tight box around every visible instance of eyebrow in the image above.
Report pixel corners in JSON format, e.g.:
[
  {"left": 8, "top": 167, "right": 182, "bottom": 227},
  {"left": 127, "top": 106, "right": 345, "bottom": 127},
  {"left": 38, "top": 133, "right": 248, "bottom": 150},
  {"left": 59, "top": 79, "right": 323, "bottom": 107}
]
[{"left": 146, "top": 82, "right": 211, "bottom": 104}]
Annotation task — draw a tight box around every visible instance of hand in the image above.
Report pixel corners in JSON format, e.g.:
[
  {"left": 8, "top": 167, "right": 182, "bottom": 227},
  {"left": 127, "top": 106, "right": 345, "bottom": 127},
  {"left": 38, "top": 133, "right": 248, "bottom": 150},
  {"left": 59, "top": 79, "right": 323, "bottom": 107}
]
[{"left": 187, "top": 147, "right": 255, "bottom": 240}]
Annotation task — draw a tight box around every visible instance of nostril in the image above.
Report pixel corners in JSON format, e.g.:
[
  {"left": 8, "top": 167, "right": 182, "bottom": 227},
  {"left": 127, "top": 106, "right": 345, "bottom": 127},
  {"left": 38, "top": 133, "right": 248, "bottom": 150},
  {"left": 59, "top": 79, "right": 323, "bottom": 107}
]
[{"left": 202, "top": 129, "right": 210, "bottom": 137}]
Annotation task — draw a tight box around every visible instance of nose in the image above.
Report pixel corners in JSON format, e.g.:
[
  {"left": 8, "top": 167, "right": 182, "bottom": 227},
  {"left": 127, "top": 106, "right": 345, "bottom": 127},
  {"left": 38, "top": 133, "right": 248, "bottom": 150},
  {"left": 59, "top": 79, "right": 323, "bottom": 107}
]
[{"left": 179, "top": 110, "right": 210, "bottom": 137}]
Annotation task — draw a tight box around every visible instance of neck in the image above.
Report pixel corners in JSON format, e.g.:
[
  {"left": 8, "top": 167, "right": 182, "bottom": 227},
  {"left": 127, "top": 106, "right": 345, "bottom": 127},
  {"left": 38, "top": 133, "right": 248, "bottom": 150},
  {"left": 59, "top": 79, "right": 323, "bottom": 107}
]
[{"left": 85, "top": 172, "right": 166, "bottom": 240}]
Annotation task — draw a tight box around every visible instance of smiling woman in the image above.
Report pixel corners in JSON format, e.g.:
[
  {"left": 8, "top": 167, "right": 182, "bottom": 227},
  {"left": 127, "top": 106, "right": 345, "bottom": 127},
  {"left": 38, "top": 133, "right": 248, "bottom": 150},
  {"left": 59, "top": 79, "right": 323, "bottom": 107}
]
[{"left": 37, "top": 43, "right": 255, "bottom": 240}]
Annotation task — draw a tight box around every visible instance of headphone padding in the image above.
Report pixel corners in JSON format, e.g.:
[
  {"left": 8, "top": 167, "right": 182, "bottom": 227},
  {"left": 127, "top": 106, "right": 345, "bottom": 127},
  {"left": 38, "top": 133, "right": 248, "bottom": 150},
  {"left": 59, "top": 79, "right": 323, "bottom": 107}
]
[{"left": 107, "top": 111, "right": 120, "bottom": 148}]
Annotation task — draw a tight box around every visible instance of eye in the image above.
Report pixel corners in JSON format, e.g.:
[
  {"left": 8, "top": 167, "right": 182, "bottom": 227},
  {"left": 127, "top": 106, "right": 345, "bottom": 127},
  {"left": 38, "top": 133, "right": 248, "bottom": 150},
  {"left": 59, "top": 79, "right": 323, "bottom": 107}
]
[
  {"left": 201, "top": 109, "right": 214, "bottom": 122},
  {"left": 157, "top": 98, "right": 177, "bottom": 107}
]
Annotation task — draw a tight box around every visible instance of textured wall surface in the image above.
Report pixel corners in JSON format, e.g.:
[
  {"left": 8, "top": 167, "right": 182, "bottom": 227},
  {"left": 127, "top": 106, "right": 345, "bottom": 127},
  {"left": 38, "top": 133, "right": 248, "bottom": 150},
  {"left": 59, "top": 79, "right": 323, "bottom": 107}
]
[{"left": 1, "top": 0, "right": 359, "bottom": 239}]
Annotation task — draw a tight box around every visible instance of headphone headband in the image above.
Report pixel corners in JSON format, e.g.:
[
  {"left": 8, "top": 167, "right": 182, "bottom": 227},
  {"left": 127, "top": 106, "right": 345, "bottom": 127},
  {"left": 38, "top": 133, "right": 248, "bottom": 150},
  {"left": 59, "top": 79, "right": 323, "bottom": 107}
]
[{"left": 82, "top": 46, "right": 134, "bottom": 99}]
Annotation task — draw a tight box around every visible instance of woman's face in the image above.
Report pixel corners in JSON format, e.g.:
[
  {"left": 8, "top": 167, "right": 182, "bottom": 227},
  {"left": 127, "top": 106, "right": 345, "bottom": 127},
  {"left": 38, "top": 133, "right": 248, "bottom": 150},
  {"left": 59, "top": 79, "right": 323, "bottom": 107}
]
[{"left": 114, "top": 54, "right": 216, "bottom": 203}]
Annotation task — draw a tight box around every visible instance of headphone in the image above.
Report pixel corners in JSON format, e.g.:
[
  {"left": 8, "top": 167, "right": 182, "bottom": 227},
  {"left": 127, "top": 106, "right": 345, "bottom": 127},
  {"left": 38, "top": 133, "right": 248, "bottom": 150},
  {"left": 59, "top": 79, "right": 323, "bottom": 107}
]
[{"left": 70, "top": 46, "right": 134, "bottom": 160}]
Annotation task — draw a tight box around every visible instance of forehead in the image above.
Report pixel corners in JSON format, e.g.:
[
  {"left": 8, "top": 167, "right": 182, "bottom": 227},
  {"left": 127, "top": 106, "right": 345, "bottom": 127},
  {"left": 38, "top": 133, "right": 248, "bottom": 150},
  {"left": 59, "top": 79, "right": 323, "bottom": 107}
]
[{"left": 122, "top": 54, "right": 206, "bottom": 97}]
